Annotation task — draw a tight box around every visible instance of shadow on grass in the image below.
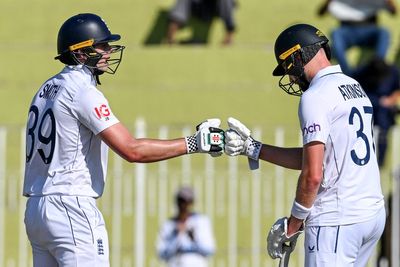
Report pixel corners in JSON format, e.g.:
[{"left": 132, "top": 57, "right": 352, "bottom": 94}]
[{"left": 143, "top": 8, "right": 214, "bottom": 46}]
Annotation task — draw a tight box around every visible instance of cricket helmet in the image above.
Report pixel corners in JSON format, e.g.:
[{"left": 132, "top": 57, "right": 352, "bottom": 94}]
[
  {"left": 272, "top": 23, "right": 330, "bottom": 96},
  {"left": 55, "top": 13, "right": 124, "bottom": 76}
]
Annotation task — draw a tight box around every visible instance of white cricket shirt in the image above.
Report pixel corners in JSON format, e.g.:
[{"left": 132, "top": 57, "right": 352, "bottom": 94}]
[
  {"left": 299, "top": 65, "right": 384, "bottom": 226},
  {"left": 23, "top": 65, "right": 119, "bottom": 197}
]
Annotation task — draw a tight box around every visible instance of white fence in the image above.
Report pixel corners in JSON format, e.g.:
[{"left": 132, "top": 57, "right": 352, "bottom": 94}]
[{"left": 0, "top": 119, "right": 399, "bottom": 267}]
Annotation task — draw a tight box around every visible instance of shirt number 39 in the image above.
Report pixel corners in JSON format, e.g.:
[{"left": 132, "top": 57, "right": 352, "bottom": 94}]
[
  {"left": 348, "top": 106, "right": 375, "bottom": 166},
  {"left": 26, "top": 105, "right": 56, "bottom": 164}
]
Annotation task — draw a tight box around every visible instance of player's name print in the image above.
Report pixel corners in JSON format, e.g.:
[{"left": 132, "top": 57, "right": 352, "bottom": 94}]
[
  {"left": 39, "top": 83, "right": 61, "bottom": 100},
  {"left": 338, "top": 83, "right": 367, "bottom": 101}
]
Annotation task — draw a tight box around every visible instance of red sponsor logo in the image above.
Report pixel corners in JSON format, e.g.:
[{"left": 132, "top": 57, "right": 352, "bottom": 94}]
[
  {"left": 210, "top": 133, "right": 222, "bottom": 145},
  {"left": 94, "top": 104, "right": 111, "bottom": 120},
  {"left": 212, "top": 134, "right": 220, "bottom": 142}
]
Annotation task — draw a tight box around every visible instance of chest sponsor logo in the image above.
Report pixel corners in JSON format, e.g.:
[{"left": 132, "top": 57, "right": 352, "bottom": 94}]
[
  {"left": 94, "top": 104, "right": 111, "bottom": 121},
  {"left": 302, "top": 123, "right": 321, "bottom": 136}
]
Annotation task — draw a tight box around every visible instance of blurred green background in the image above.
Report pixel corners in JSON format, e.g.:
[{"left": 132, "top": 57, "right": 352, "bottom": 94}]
[
  {"left": 1, "top": 0, "right": 400, "bottom": 266},
  {"left": 1, "top": 0, "right": 400, "bottom": 127}
]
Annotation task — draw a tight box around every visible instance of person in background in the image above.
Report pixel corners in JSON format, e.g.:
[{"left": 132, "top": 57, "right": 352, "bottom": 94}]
[
  {"left": 317, "top": 0, "right": 396, "bottom": 76},
  {"left": 156, "top": 186, "right": 215, "bottom": 267},
  {"left": 352, "top": 56, "right": 400, "bottom": 167},
  {"left": 166, "top": 0, "right": 237, "bottom": 45}
]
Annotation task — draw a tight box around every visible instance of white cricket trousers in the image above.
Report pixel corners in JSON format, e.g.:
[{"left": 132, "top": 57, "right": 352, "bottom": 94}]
[
  {"left": 24, "top": 195, "right": 110, "bottom": 267},
  {"left": 304, "top": 207, "right": 386, "bottom": 267}
]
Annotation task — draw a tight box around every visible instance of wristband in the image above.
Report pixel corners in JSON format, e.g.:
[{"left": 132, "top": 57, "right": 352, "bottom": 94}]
[
  {"left": 291, "top": 200, "right": 313, "bottom": 220},
  {"left": 244, "top": 137, "right": 262, "bottom": 160},
  {"left": 185, "top": 135, "right": 198, "bottom": 154}
]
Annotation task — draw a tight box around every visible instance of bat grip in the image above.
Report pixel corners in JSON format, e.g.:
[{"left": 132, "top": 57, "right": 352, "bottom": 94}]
[{"left": 279, "top": 245, "right": 292, "bottom": 267}]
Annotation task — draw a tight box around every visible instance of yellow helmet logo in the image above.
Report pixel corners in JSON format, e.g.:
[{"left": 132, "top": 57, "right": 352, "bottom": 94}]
[{"left": 316, "top": 30, "right": 325, "bottom": 38}]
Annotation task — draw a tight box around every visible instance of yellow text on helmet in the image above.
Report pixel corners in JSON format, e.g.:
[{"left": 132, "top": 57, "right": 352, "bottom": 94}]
[
  {"left": 69, "top": 39, "right": 95, "bottom": 51},
  {"left": 279, "top": 44, "right": 301, "bottom": 60}
]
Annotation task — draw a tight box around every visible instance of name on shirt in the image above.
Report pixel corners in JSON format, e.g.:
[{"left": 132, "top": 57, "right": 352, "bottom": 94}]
[
  {"left": 39, "top": 83, "right": 60, "bottom": 100},
  {"left": 338, "top": 83, "right": 367, "bottom": 101}
]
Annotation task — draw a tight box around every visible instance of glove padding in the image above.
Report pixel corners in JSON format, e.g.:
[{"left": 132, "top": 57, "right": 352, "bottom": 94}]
[
  {"left": 185, "top": 118, "right": 225, "bottom": 156},
  {"left": 225, "top": 117, "right": 262, "bottom": 169},
  {"left": 267, "top": 217, "right": 304, "bottom": 259}
]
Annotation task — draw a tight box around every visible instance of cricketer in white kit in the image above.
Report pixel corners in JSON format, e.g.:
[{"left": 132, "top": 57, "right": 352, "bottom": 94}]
[
  {"left": 23, "top": 64, "right": 117, "bottom": 266},
  {"left": 224, "top": 23, "right": 386, "bottom": 267},
  {"left": 299, "top": 64, "right": 385, "bottom": 266},
  {"left": 23, "top": 13, "right": 224, "bottom": 267}
]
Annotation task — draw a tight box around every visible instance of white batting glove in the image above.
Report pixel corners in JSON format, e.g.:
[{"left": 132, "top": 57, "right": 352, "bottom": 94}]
[
  {"left": 267, "top": 217, "right": 303, "bottom": 259},
  {"left": 225, "top": 117, "right": 262, "bottom": 169},
  {"left": 185, "top": 118, "right": 225, "bottom": 157}
]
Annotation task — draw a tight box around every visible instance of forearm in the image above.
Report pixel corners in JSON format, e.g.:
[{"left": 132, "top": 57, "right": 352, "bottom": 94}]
[
  {"left": 259, "top": 145, "right": 303, "bottom": 170},
  {"left": 157, "top": 236, "right": 181, "bottom": 260},
  {"left": 287, "top": 143, "right": 324, "bottom": 235},
  {"left": 190, "top": 244, "right": 215, "bottom": 257},
  {"left": 100, "top": 123, "right": 187, "bottom": 163},
  {"left": 294, "top": 142, "right": 323, "bottom": 205},
  {"left": 286, "top": 174, "right": 319, "bottom": 235},
  {"left": 122, "top": 138, "right": 187, "bottom": 163},
  {"left": 295, "top": 172, "right": 320, "bottom": 208}
]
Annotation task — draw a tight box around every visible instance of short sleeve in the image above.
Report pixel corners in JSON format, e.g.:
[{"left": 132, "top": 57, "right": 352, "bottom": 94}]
[
  {"left": 299, "top": 93, "right": 331, "bottom": 145},
  {"left": 72, "top": 86, "right": 119, "bottom": 134}
]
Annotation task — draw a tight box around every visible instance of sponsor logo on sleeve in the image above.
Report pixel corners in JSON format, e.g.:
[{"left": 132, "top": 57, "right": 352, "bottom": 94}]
[
  {"left": 94, "top": 104, "right": 111, "bottom": 121},
  {"left": 97, "top": 238, "right": 104, "bottom": 255},
  {"left": 302, "top": 123, "right": 321, "bottom": 136}
]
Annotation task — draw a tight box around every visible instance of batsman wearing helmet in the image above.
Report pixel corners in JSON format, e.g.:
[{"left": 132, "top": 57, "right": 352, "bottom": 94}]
[
  {"left": 225, "top": 23, "right": 385, "bottom": 266},
  {"left": 23, "top": 13, "right": 224, "bottom": 267}
]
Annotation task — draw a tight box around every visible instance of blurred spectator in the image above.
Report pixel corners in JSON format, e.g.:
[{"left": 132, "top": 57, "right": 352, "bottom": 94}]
[
  {"left": 352, "top": 56, "right": 400, "bottom": 167},
  {"left": 166, "top": 0, "right": 237, "bottom": 45},
  {"left": 156, "top": 186, "right": 216, "bottom": 267},
  {"left": 317, "top": 0, "right": 397, "bottom": 75}
]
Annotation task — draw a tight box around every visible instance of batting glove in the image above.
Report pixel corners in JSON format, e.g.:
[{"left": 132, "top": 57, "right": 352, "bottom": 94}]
[
  {"left": 225, "top": 117, "right": 262, "bottom": 169},
  {"left": 185, "top": 118, "right": 225, "bottom": 157},
  {"left": 267, "top": 217, "right": 303, "bottom": 259}
]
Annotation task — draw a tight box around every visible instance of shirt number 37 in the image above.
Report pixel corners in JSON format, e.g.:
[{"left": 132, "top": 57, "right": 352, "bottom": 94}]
[{"left": 349, "top": 105, "right": 375, "bottom": 166}]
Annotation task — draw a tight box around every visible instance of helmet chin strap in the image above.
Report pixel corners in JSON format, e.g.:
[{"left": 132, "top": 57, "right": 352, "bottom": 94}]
[
  {"left": 93, "top": 69, "right": 104, "bottom": 85},
  {"left": 297, "top": 74, "right": 310, "bottom": 92},
  {"left": 82, "top": 51, "right": 103, "bottom": 85}
]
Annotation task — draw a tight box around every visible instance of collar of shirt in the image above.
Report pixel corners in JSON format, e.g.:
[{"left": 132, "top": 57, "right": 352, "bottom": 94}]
[
  {"left": 309, "top": 65, "right": 342, "bottom": 87},
  {"left": 64, "top": 65, "right": 97, "bottom": 86}
]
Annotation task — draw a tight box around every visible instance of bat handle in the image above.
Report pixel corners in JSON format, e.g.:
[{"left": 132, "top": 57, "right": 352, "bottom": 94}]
[{"left": 279, "top": 245, "right": 292, "bottom": 267}]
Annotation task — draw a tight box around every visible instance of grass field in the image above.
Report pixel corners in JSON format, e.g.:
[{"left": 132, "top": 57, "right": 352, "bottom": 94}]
[{"left": 1, "top": 0, "right": 400, "bottom": 266}]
